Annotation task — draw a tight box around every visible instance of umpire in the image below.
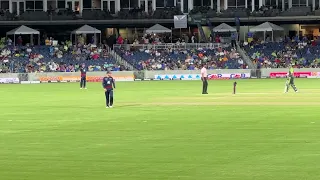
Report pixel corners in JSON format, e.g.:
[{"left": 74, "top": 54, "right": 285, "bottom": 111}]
[{"left": 201, "top": 64, "right": 208, "bottom": 94}]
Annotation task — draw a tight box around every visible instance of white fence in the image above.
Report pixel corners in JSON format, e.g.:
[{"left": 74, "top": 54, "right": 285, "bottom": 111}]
[{"left": 113, "top": 43, "right": 230, "bottom": 50}]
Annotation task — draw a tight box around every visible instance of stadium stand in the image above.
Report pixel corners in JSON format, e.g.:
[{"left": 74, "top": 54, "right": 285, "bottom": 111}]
[
  {"left": 114, "top": 43, "right": 246, "bottom": 70},
  {"left": 0, "top": 38, "right": 124, "bottom": 73},
  {"left": 244, "top": 38, "right": 320, "bottom": 69}
]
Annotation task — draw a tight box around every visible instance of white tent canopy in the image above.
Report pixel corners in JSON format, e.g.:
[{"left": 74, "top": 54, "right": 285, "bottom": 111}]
[
  {"left": 250, "top": 22, "right": 284, "bottom": 32},
  {"left": 212, "top": 23, "right": 236, "bottom": 32},
  {"left": 71, "top": 25, "right": 101, "bottom": 34},
  {"left": 6, "top": 25, "right": 40, "bottom": 35},
  {"left": 250, "top": 22, "right": 284, "bottom": 41},
  {"left": 6, "top": 25, "right": 40, "bottom": 45},
  {"left": 146, "top": 24, "right": 172, "bottom": 34},
  {"left": 70, "top": 25, "right": 101, "bottom": 44}
]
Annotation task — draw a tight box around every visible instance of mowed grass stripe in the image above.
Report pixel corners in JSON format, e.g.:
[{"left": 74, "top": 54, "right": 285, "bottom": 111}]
[{"left": 1, "top": 79, "right": 320, "bottom": 180}]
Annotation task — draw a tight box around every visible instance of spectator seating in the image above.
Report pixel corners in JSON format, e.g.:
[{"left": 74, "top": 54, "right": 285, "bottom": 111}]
[
  {"left": 252, "top": 7, "right": 279, "bottom": 17},
  {"left": 82, "top": 9, "right": 113, "bottom": 20},
  {"left": 219, "top": 8, "right": 248, "bottom": 18},
  {"left": 244, "top": 41, "right": 320, "bottom": 68},
  {"left": 280, "top": 6, "right": 311, "bottom": 16},
  {"left": 114, "top": 45, "right": 245, "bottom": 70},
  {"left": 1, "top": 45, "right": 120, "bottom": 73}
]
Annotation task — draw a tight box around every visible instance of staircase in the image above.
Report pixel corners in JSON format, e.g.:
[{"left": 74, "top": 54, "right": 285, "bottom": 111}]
[
  {"left": 190, "top": 16, "right": 207, "bottom": 42},
  {"left": 107, "top": 46, "right": 136, "bottom": 71},
  {"left": 196, "top": 23, "right": 207, "bottom": 43},
  {"left": 237, "top": 44, "right": 256, "bottom": 69},
  {"left": 206, "top": 18, "right": 215, "bottom": 37}
]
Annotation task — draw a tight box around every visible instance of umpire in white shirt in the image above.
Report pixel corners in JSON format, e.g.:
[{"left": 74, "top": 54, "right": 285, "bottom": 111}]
[{"left": 201, "top": 64, "right": 208, "bottom": 94}]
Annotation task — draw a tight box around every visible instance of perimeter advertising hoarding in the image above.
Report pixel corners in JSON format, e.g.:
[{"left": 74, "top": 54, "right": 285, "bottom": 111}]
[
  {"left": 269, "top": 72, "right": 311, "bottom": 78},
  {"left": 154, "top": 73, "right": 250, "bottom": 80},
  {"left": 307, "top": 72, "right": 320, "bottom": 78},
  {"left": 207, "top": 73, "right": 250, "bottom": 80},
  {"left": 0, "top": 78, "right": 19, "bottom": 84},
  {"left": 39, "top": 76, "right": 134, "bottom": 82}
]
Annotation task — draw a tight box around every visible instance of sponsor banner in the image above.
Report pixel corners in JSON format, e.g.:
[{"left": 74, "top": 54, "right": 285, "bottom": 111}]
[
  {"left": 269, "top": 72, "right": 311, "bottom": 78},
  {"left": 0, "top": 78, "right": 20, "bottom": 84},
  {"left": 207, "top": 73, "right": 250, "bottom": 80},
  {"left": 39, "top": 75, "right": 134, "bottom": 82},
  {"left": 155, "top": 73, "right": 250, "bottom": 80},
  {"left": 154, "top": 74, "right": 201, "bottom": 80},
  {"left": 308, "top": 72, "right": 320, "bottom": 78},
  {"left": 21, "top": 81, "right": 40, "bottom": 84}
]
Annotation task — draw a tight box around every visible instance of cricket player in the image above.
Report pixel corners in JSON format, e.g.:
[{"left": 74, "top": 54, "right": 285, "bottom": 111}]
[
  {"left": 284, "top": 65, "right": 298, "bottom": 93},
  {"left": 80, "top": 64, "right": 87, "bottom": 89},
  {"left": 102, "top": 71, "right": 116, "bottom": 108},
  {"left": 201, "top": 64, "right": 208, "bottom": 94}
]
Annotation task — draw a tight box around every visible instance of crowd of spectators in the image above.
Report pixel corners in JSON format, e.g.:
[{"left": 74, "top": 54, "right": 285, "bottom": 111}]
[
  {"left": 0, "top": 36, "right": 123, "bottom": 73},
  {"left": 244, "top": 35, "right": 320, "bottom": 69},
  {"left": 116, "top": 45, "right": 246, "bottom": 70}
]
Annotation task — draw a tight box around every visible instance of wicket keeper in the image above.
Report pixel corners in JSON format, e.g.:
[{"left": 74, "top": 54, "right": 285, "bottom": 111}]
[
  {"left": 80, "top": 64, "right": 87, "bottom": 89},
  {"left": 284, "top": 65, "right": 298, "bottom": 93},
  {"left": 102, "top": 71, "right": 116, "bottom": 108}
]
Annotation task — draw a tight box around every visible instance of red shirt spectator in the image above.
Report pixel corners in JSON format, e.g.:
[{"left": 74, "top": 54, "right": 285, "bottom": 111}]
[
  {"left": 17, "top": 36, "right": 23, "bottom": 46},
  {"left": 215, "top": 36, "right": 221, "bottom": 43},
  {"left": 117, "top": 36, "right": 123, "bottom": 44},
  {"left": 92, "top": 54, "right": 99, "bottom": 60}
]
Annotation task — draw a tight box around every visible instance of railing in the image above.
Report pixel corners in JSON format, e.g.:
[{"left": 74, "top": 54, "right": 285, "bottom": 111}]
[
  {"left": 236, "top": 44, "right": 256, "bottom": 69},
  {"left": 107, "top": 45, "right": 135, "bottom": 70},
  {"left": 113, "top": 43, "right": 230, "bottom": 50}
]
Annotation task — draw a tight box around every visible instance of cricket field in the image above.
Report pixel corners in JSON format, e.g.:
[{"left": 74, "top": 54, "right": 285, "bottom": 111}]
[{"left": 1, "top": 78, "right": 320, "bottom": 180}]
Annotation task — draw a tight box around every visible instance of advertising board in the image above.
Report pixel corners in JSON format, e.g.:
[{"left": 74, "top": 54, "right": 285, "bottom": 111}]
[
  {"left": 155, "top": 73, "right": 250, "bottom": 80},
  {"left": 269, "top": 72, "right": 311, "bottom": 78},
  {"left": 0, "top": 78, "right": 19, "bottom": 84},
  {"left": 38, "top": 75, "right": 134, "bottom": 82},
  {"left": 308, "top": 72, "right": 320, "bottom": 78},
  {"left": 154, "top": 74, "right": 201, "bottom": 80},
  {"left": 207, "top": 73, "right": 250, "bottom": 80}
]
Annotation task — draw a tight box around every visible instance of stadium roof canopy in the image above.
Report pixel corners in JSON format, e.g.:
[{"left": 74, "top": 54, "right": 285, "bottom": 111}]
[
  {"left": 146, "top": 24, "right": 171, "bottom": 34},
  {"left": 6, "top": 25, "right": 40, "bottom": 35},
  {"left": 212, "top": 23, "right": 236, "bottom": 32},
  {"left": 250, "top": 22, "right": 284, "bottom": 32},
  {"left": 71, "top": 25, "right": 101, "bottom": 34}
]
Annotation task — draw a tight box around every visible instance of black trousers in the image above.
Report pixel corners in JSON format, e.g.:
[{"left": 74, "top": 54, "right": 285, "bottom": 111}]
[
  {"left": 105, "top": 89, "right": 114, "bottom": 106},
  {"left": 231, "top": 40, "right": 237, "bottom": 48},
  {"left": 80, "top": 77, "right": 86, "bottom": 88},
  {"left": 202, "top": 77, "right": 208, "bottom": 94}
]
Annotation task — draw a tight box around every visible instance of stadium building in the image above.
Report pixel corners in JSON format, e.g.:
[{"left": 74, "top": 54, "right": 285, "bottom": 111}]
[{"left": 0, "top": 0, "right": 320, "bottom": 39}]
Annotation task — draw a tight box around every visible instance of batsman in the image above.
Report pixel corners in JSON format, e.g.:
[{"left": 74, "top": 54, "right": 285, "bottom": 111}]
[{"left": 284, "top": 65, "right": 298, "bottom": 93}]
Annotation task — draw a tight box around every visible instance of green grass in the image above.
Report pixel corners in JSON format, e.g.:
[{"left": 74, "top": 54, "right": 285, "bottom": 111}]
[{"left": 1, "top": 79, "right": 320, "bottom": 180}]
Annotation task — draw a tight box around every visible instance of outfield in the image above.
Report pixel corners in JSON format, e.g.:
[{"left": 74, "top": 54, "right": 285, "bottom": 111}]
[{"left": 1, "top": 79, "right": 320, "bottom": 180}]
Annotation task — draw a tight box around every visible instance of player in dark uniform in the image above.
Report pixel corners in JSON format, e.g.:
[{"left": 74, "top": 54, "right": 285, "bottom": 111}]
[
  {"left": 284, "top": 65, "right": 298, "bottom": 93},
  {"left": 102, "top": 71, "right": 116, "bottom": 108},
  {"left": 80, "top": 64, "right": 87, "bottom": 89}
]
